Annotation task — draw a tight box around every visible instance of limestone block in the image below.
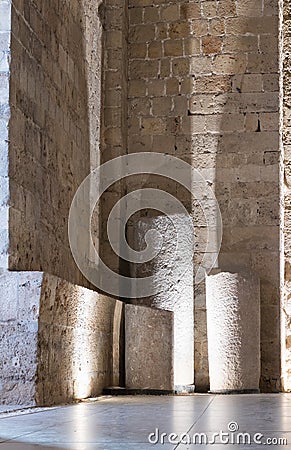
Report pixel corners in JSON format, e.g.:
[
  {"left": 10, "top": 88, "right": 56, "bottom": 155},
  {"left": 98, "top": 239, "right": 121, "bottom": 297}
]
[
  {"left": 37, "top": 274, "right": 123, "bottom": 405},
  {"left": 0, "top": 271, "right": 43, "bottom": 405},
  {"left": 131, "top": 213, "right": 194, "bottom": 388},
  {"left": 206, "top": 270, "right": 260, "bottom": 393},
  {"left": 125, "top": 304, "right": 174, "bottom": 390}
]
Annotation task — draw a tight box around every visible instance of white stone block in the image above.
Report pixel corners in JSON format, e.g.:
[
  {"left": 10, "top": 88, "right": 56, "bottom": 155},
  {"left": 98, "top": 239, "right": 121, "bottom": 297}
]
[{"left": 206, "top": 270, "right": 260, "bottom": 393}]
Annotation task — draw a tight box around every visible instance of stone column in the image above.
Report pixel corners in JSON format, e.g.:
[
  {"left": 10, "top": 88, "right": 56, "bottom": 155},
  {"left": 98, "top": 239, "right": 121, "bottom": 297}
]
[
  {"left": 131, "top": 213, "right": 194, "bottom": 391},
  {"left": 206, "top": 270, "right": 260, "bottom": 393}
]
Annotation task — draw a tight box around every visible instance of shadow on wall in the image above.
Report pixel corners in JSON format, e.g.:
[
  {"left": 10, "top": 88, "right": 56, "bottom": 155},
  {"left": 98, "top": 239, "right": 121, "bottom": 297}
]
[
  {"left": 185, "top": 1, "right": 281, "bottom": 392},
  {"left": 215, "top": 10, "right": 281, "bottom": 393}
]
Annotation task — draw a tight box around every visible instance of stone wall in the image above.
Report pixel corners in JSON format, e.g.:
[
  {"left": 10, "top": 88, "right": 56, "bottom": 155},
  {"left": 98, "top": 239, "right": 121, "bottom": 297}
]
[
  {"left": 0, "top": 271, "right": 43, "bottom": 405},
  {"left": 7, "top": 0, "right": 102, "bottom": 286},
  {"left": 99, "top": 0, "right": 129, "bottom": 277},
  {"left": 37, "top": 274, "right": 122, "bottom": 406},
  {"left": 283, "top": 0, "right": 291, "bottom": 391},
  {"left": 0, "top": 271, "right": 122, "bottom": 406},
  {"left": 0, "top": 0, "right": 10, "bottom": 269},
  {"left": 0, "top": 0, "right": 124, "bottom": 407},
  {"left": 127, "top": 0, "right": 281, "bottom": 392}
]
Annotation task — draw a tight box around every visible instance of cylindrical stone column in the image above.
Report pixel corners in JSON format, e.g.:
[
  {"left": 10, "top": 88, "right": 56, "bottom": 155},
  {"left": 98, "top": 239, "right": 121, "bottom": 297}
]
[
  {"left": 131, "top": 213, "right": 194, "bottom": 390},
  {"left": 206, "top": 271, "right": 260, "bottom": 393}
]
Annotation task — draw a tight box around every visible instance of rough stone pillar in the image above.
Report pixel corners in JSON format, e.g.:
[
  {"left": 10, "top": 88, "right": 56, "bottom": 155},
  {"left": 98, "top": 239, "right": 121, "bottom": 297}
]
[
  {"left": 206, "top": 271, "right": 260, "bottom": 393},
  {"left": 131, "top": 213, "right": 194, "bottom": 391}
]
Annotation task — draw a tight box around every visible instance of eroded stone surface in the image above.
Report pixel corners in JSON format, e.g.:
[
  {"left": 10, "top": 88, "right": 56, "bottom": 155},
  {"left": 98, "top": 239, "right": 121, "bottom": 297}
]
[
  {"left": 206, "top": 271, "right": 260, "bottom": 392},
  {"left": 125, "top": 303, "right": 174, "bottom": 391},
  {"left": 131, "top": 214, "right": 194, "bottom": 387},
  {"left": 0, "top": 271, "right": 122, "bottom": 406}
]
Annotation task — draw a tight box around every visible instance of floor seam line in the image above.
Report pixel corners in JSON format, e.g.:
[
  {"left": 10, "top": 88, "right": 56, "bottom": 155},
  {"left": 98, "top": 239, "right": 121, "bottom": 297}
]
[{"left": 173, "top": 395, "right": 216, "bottom": 450}]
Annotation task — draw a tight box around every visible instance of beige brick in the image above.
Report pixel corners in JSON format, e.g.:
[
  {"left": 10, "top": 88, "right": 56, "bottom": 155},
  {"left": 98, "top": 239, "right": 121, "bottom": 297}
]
[
  {"left": 247, "top": 53, "right": 278, "bottom": 74},
  {"left": 160, "top": 4, "right": 180, "bottom": 22},
  {"left": 201, "top": 1, "right": 217, "bottom": 18},
  {"left": 223, "top": 35, "right": 258, "bottom": 53},
  {"left": 232, "top": 74, "right": 263, "bottom": 93},
  {"left": 164, "top": 39, "right": 184, "bottom": 57},
  {"left": 209, "top": 18, "right": 225, "bottom": 35},
  {"left": 129, "top": 98, "right": 151, "bottom": 116},
  {"left": 202, "top": 36, "right": 222, "bottom": 55},
  {"left": 148, "top": 41, "right": 162, "bottom": 58},
  {"left": 152, "top": 134, "right": 176, "bottom": 152},
  {"left": 104, "top": 89, "right": 122, "bottom": 107},
  {"left": 225, "top": 16, "right": 278, "bottom": 35},
  {"left": 191, "top": 19, "right": 209, "bottom": 36},
  {"left": 128, "top": 80, "right": 146, "bottom": 97},
  {"left": 129, "top": 7, "right": 143, "bottom": 24},
  {"left": 264, "top": 0, "right": 279, "bottom": 16},
  {"left": 184, "top": 37, "right": 200, "bottom": 56},
  {"left": 104, "top": 108, "right": 121, "bottom": 127},
  {"left": 106, "top": 49, "right": 124, "bottom": 70},
  {"left": 169, "top": 22, "right": 191, "bottom": 39},
  {"left": 196, "top": 75, "right": 232, "bottom": 93},
  {"left": 104, "top": 71, "right": 121, "bottom": 91},
  {"left": 141, "top": 117, "right": 166, "bottom": 134},
  {"left": 104, "top": 127, "right": 123, "bottom": 146},
  {"left": 106, "top": 30, "right": 123, "bottom": 49},
  {"left": 173, "top": 96, "right": 189, "bottom": 116},
  {"left": 204, "top": 113, "right": 223, "bottom": 133},
  {"left": 221, "top": 113, "right": 245, "bottom": 132},
  {"left": 217, "top": 0, "right": 236, "bottom": 17},
  {"left": 259, "top": 36, "right": 279, "bottom": 55},
  {"left": 148, "top": 79, "right": 165, "bottom": 96},
  {"left": 130, "top": 43, "right": 147, "bottom": 58},
  {"left": 130, "top": 60, "right": 159, "bottom": 78},
  {"left": 166, "top": 78, "right": 180, "bottom": 95},
  {"left": 160, "top": 58, "right": 171, "bottom": 77},
  {"left": 156, "top": 23, "right": 168, "bottom": 39},
  {"left": 181, "top": 115, "right": 206, "bottom": 134},
  {"left": 263, "top": 74, "right": 279, "bottom": 92},
  {"left": 236, "top": 0, "right": 263, "bottom": 16},
  {"left": 212, "top": 54, "right": 247, "bottom": 75},
  {"left": 172, "top": 57, "right": 190, "bottom": 76},
  {"left": 180, "top": 2, "right": 201, "bottom": 20},
  {"left": 190, "top": 56, "right": 212, "bottom": 75},
  {"left": 180, "top": 77, "right": 195, "bottom": 95},
  {"left": 128, "top": 134, "right": 153, "bottom": 152},
  {"left": 144, "top": 6, "right": 160, "bottom": 23},
  {"left": 245, "top": 113, "right": 261, "bottom": 131},
  {"left": 129, "top": 24, "right": 155, "bottom": 42},
  {"left": 152, "top": 97, "right": 173, "bottom": 115},
  {"left": 259, "top": 112, "right": 279, "bottom": 131},
  {"left": 166, "top": 117, "right": 182, "bottom": 134}
]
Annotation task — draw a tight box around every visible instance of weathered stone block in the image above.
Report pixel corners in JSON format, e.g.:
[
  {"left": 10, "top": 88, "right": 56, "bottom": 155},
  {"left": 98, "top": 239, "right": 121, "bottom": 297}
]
[
  {"left": 125, "top": 304, "right": 174, "bottom": 390},
  {"left": 206, "top": 271, "right": 261, "bottom": 393}
]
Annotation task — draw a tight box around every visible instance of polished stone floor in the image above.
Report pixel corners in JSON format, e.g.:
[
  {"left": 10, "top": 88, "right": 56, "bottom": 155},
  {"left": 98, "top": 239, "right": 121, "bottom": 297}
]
[{"left": 0, "top": 394, "right": 290, "bottom": 449}]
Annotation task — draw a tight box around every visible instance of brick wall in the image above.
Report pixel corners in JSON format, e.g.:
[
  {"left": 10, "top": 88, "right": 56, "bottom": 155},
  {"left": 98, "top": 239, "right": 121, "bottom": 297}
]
[
  {"left": 8, "top": 0, "right": 102, "bottom": 286},
  {"left": 100, "top": 0, "right": 129, "bottom": 277},
  {"left": 127, "top": 0, "right": 281, "bottom": 391}
]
